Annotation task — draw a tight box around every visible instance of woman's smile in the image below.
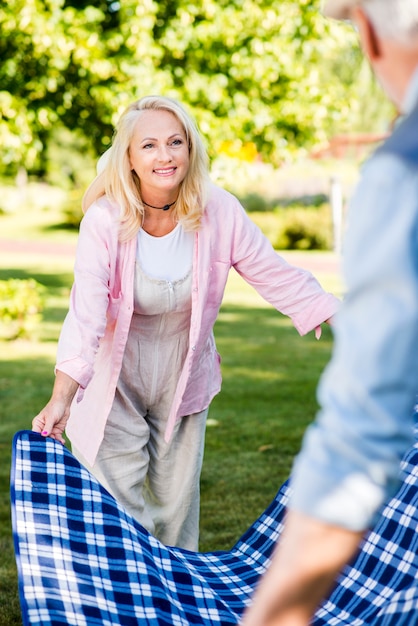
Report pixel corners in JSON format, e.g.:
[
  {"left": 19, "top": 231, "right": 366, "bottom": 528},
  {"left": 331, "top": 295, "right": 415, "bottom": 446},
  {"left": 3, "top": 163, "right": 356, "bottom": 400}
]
[{"left": 154, "top": 167, "right": 177, "bottom": 176}]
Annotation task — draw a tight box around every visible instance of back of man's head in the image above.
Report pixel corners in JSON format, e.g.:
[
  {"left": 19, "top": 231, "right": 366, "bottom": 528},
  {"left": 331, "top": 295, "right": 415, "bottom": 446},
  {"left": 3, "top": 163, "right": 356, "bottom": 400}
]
[{"left": 324, "top": 0, "right": 418, "bottom": 45}]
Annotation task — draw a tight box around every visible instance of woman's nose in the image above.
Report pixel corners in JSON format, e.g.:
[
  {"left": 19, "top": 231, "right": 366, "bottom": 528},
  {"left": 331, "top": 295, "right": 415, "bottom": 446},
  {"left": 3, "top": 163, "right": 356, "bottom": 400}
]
[{"left": 157, "top": 145, "right": 172, "bottom": 161}]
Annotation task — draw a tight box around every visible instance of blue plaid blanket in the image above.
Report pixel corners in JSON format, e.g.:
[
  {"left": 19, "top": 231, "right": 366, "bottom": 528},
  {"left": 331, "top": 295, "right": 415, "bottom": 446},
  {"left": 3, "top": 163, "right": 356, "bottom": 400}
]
[{"left": 11, "top": 429, "right": 418, "bottom": 625}]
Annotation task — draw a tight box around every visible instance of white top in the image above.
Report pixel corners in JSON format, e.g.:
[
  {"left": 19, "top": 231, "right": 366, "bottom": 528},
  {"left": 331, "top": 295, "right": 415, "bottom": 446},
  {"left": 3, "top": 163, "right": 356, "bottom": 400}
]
[
  {"left": 96, "top": 150, "right": 194, "bottom": 282},
  {"left": 137, "top": 223, "right": 194, "bottom": 282}
]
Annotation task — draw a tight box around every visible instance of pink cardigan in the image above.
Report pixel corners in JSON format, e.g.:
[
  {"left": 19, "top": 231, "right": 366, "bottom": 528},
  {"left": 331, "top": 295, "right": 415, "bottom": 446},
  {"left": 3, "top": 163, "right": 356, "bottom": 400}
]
[{"left": 59, "top": 184, "right": 339, "bottom": 465}]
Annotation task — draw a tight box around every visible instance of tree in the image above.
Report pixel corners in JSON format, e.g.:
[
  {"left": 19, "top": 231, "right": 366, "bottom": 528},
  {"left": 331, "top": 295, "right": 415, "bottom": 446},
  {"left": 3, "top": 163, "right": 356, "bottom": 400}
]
[
  {"left": 113, "top": 0, "right": 371, "bottom": 162},
  {"left": 1, "top": 0, "right": 116, "bottom": 174},
  {"left": 0, "top": 0, "right": 390, "bottom": 176}
]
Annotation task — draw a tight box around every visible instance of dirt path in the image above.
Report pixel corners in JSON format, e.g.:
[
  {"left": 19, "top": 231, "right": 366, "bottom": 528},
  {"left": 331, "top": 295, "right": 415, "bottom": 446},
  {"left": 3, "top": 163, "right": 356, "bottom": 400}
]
[
  {"left": 0, "top": 238, "right": 341, "bottom": 276},
  {"left": 280, "top": 250, "right": 341, "bottom": 275},
  {"left": 0, "top": 238, "right": 76, "bottom": 258}
]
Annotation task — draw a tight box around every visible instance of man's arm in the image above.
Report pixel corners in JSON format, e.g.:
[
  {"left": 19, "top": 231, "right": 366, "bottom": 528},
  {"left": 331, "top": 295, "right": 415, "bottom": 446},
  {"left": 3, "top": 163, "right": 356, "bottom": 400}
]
[
  {"left": 241, "top": 509, "right": 364, "bottom": 626},
  {"left": 242, "top": 153, "right": 418, "bottom": 626}
]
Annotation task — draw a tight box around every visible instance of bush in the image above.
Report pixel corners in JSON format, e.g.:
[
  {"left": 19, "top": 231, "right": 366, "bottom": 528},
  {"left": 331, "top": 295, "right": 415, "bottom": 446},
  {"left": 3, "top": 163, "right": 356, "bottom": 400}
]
[
  {"left": 240, "top": 192, "right": 271, "bottom": 212},
  {"left": 0, "top": 278, "right": 45, "bottom": 339},
  {"left": 61, "top": 188, "right": 84, "bottom": 229},
  {"left": 274, "top": 204, "right": 333, "bottom": 251},
  {"left": 250, "top": 205, "right": 334, "bottom": 251}
]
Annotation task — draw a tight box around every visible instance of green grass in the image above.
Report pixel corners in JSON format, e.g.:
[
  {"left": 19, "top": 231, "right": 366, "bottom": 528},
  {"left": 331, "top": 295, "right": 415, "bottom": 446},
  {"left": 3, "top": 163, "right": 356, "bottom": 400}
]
[
  {"left": 0, "top": 254, "right": 70, "bottom": 626},
  {"left": 200, "top": 282, "right": 335, "bottom": 549},
  {"left": 0, "top": 194, "right": 340, "bottom": 625}
]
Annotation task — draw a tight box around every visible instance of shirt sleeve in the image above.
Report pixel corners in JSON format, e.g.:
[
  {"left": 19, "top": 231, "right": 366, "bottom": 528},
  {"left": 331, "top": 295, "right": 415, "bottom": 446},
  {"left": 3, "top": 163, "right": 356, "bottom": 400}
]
[
  {"left": 55, "top": 202, "right": 116, "bottom": 388},
  {"left": 289, "top": 153, "right": 418, "bottom": 530},
  {"left": 227, "top": 199, "right": 340, "bottom": 335}
]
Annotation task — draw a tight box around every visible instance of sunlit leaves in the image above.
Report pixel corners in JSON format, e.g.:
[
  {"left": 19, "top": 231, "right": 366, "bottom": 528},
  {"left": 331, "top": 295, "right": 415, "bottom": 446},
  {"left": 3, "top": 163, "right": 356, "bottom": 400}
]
[{"left": 1, "top": 0, "right": 393, "bottom": 174}]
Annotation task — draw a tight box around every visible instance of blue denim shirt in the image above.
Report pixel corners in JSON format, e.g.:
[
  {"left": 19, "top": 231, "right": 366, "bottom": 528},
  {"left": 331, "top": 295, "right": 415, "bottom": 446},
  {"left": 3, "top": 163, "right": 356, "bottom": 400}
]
[{"left": 290, "top": 74, "right": 418, "bottom": 531}]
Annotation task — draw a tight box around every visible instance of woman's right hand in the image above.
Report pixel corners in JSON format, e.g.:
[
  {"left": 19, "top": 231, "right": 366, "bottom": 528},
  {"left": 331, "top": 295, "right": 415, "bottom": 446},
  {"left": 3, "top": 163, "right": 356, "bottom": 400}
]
[
  {"left": 32, "top": 371, "right": 79, "bottom": 445},
  {"left": 32, "top": 400, "right": 71, "bottom": 445}
]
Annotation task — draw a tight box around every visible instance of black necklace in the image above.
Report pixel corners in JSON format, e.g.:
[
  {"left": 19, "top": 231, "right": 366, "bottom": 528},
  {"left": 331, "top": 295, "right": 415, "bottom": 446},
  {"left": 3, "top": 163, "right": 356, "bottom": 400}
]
[{"left": 142, "top": 200, "right": 176, "bottom": 211}]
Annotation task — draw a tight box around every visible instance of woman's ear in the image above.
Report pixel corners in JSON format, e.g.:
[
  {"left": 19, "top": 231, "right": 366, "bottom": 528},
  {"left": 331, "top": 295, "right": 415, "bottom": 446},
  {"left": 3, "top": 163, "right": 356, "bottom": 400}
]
[{"left": 352, "top": 6, "right": 381, "bottom": 62}]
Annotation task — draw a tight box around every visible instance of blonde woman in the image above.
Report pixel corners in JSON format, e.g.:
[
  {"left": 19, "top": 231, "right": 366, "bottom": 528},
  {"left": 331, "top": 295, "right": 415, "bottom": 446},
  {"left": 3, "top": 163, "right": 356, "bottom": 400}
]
[{"left": 33, "top": 96, "right": 339, "bottom": 550}]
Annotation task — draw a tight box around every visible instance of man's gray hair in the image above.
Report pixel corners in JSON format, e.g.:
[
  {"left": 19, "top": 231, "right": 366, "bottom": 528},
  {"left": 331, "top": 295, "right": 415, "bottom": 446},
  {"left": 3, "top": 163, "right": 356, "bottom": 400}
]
[{"left": 362, "top": 0, "right": 418, "bottom": 45}]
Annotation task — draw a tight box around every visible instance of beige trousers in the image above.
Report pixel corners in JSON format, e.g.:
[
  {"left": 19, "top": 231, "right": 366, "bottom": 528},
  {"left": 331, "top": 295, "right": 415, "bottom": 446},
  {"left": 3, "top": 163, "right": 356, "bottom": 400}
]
[
  {"left": 72, "top": 406, "right": 207, "bottom": 551},
  {"left": 72, "top": 263, "right": 208, "bottom": 551}
]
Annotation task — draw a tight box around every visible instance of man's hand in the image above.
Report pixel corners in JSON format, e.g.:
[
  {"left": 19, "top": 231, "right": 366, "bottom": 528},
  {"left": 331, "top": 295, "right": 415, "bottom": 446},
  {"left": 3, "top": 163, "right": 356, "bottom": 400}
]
[{"left": 241, "top": 509, "right": 364, "bottom": 626}]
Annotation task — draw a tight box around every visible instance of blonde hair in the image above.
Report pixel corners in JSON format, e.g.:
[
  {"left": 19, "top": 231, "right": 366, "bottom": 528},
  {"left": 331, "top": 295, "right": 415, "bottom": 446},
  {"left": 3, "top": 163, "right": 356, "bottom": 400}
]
[{"left": 101, "top": 96, "right": 210, "bottom": 242}]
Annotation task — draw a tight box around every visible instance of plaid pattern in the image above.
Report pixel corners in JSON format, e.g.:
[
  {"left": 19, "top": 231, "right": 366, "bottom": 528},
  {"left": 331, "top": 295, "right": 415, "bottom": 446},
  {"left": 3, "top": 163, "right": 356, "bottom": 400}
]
[{"left": 11, "top": 429, "right": 418, "bottom": 625}]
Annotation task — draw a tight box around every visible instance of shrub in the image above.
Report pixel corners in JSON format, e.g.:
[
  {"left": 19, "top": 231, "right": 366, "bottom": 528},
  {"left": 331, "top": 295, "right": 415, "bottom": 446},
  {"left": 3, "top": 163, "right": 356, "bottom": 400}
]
[
  {"left": 240, "top": 193, "right": 271, "bottom": 212},
  {"left": 274, "top": 204, "right": 333, "bottom": 250},
  {"left": 61, "top": 188, "right": 84, "bottom": 229},
  {"left": 248, "top": 211, "right": 283, "bottom": 246},
  {"left": 0, "top": 278, "right": 45, "bottom": 339}
]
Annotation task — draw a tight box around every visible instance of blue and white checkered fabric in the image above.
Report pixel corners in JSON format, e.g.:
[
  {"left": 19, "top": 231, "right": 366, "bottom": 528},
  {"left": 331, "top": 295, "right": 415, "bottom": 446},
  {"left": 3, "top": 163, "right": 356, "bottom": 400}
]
[{"left": 11, "top": 429, "right": 418, "bottom": 625}]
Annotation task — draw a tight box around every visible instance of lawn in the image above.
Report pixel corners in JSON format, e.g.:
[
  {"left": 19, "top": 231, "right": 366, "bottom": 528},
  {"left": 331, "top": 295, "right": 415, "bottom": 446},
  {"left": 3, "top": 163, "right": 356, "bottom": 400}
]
[{"left": 0, "top": 191, "right": 341, "bottom": 625}]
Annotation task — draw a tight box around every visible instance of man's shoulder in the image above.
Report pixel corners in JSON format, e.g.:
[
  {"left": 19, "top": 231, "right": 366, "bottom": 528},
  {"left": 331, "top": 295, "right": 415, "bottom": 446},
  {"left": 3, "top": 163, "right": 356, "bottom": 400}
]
[{"left": 378, "top": 108, "right": 418, "bottom": 164}]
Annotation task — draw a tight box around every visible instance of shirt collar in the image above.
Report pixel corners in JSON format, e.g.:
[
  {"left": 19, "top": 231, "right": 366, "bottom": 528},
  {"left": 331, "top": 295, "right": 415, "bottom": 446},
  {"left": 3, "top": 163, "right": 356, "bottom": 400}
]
[{"left": 402, "top": 66, "right": 418, "bottom": 115}]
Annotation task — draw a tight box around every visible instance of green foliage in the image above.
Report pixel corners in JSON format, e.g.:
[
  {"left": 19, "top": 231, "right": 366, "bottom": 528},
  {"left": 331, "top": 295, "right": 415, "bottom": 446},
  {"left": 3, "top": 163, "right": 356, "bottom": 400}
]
[
  {"left": 0, "top": 279, "right": 45, "bottom": 339},
  {"left": 240, "top": 192, "right": 272, "bottom": 213},
  {"left": 45, "top": 126, "right": 97, "bottom": 190},
  {"left": 274, "top": 204, "right": 333, "bottom": 250},
  {"left": 62, "top": 189, "right": 83, "bottom": 231},
  {"left": 0, "top": 0, "right": 393, "bottom": 178},
  {"left": 0, "top": 0, "right": 116, "bottom": 174},
  {"left": 238, "top": 198, "right": 334, "bottom": 251},
  {"left": 61, "top": 188, "right": 84, "bottom": 228},
  {"left": 247, "top": 211, "right": 283, "bottom": 246}
]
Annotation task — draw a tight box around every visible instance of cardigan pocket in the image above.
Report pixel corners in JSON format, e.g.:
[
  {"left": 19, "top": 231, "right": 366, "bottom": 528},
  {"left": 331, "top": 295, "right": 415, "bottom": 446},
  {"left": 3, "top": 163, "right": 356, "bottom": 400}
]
[
  {"left": 106, "top": 292, "right": 122, "bottom": 328},
  {"left": 204, "top": 260, "right": 230, "bottom": 313}
]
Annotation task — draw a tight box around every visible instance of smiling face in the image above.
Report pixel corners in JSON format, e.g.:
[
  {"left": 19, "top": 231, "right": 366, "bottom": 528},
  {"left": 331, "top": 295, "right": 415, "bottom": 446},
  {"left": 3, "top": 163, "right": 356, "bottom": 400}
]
[{"left": 128, "top": 109, "right": 190, "bottom": 203}]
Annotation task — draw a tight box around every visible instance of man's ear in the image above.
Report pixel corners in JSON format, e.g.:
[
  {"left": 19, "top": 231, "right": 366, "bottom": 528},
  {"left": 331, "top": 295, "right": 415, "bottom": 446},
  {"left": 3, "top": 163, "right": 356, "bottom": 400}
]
[{"left": 352, "top": 6, "right": 381, "bottom": 61}]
